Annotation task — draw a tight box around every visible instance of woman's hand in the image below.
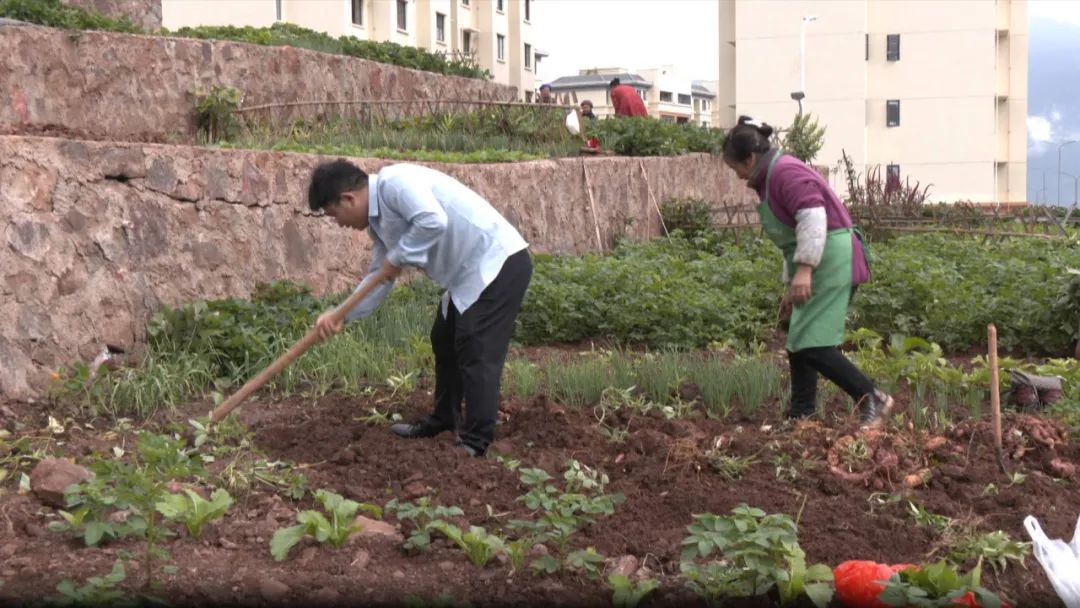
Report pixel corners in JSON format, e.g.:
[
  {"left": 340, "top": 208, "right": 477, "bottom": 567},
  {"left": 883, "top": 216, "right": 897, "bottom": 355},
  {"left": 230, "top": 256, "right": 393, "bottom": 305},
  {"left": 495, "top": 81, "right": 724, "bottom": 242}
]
[{"left": 788, "top": 264, "right": 813, "bottom": 304}]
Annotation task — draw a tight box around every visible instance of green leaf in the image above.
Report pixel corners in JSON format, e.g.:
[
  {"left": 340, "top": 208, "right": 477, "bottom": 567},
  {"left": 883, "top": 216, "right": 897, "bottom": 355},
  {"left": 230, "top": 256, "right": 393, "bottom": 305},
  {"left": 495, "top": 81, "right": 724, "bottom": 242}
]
[
  {"left": 531, "top": 554, "right": 561, "bottom": 574},
  {"left": 270, "top": 524, "right": 308, "bottom": 561},
  {"left": 804, "top": 582, "right": 833, "bottom": 608},
  {"left": 85, "top": 521, "right": 108, "bottom": 546}
]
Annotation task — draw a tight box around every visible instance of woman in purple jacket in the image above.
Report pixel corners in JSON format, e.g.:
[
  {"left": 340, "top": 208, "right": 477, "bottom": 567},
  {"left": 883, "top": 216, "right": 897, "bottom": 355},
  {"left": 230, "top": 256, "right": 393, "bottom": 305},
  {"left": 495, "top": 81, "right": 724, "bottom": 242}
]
[{"left": 723, "top": 116, "right": 893, "bottom": 429}]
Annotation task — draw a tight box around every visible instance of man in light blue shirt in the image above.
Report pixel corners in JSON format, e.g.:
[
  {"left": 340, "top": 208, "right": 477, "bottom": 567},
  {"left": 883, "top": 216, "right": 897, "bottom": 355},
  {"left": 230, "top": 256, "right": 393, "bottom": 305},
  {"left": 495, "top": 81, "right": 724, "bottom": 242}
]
[{"left": 308, "top": 160, "right": 532, "bottom": 457}]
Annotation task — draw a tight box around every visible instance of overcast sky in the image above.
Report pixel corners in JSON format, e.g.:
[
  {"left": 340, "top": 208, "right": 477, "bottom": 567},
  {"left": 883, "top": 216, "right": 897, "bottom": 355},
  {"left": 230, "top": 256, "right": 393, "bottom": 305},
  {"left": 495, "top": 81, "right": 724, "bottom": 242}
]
[{"left": 531, "top": 0, "right": 720, "bottom": 85}]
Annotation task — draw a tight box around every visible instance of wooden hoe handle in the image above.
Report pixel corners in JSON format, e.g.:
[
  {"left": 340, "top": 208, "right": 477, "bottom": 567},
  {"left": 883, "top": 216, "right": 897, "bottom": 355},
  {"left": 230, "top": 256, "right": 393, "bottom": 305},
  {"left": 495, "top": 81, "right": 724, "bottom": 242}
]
[{"left": 209, "top": 273, "right": 389, "bottom": 424}]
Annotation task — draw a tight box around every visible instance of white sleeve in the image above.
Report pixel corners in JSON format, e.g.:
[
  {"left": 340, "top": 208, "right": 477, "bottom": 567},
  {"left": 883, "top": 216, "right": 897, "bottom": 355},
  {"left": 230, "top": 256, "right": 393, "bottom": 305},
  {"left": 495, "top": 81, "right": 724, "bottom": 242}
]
[{"left": 793, "top": 207, "right": 827, "bottom": 268}]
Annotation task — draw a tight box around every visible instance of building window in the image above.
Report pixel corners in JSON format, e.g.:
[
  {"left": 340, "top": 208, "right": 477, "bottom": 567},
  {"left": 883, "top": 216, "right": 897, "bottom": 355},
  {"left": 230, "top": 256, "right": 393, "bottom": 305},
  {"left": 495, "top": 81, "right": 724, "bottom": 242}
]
[
  {"left": 462, "top": 30, "right": 472, "bottom": 54},
  {"left": 886, "top": 100, "right": 900, "bottom": 127},
  {"left": 462, "top": 0, "right": 469, "bottom": 5},
  {"left": 886, "top": 164, "right": 901, "bottom": 187},
  {"left": 496, "top": 0, "right": 504, "bottom": 12},
  {"left": 276, "top": 0, "right": 282, "bottom": 21},
  {"left": 525, "top": 0, "right": 531, "bottom": 21},
  {"left": 660, "top": 91, "right": 673, "bottom": 102},
  {"left": 865, "top": 33, "right": 869, "bottom": 60},
  {"left": 661, "top": 116, "right": 675, "bottom": 123},
  {"left": 886, "top": 34, "right": 900, "bottom": 61},
  {"left": 497, "top": 34, "right": 505, "bottom": 61},
  {"left": 525, "top": 91, "right": 533, "bottom": 102},
  {"left": 702, "top": 122, "right": 709, "bottom": 128},
  {"left": 351, "top": 0, "right": 362, "bottom": 25},
  {"left": 677, "top": 93, "right": 691, "bottom": 105},
  {"left": 436, "top": 12, "right": 445, "bottom": 42},
  {"left": 396, "top": 0, "right": 407, "bottom": 31},
  {"left": 524, "top": 43, "right": 532, "bottom": 69}
]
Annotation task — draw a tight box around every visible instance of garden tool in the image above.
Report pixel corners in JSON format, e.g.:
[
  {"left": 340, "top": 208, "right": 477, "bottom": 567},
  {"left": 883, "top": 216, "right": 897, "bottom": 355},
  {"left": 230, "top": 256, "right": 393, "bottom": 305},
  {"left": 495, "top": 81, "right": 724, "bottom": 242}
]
[{"left": 209, "top": 270, "right": 393, "bottom": 425}]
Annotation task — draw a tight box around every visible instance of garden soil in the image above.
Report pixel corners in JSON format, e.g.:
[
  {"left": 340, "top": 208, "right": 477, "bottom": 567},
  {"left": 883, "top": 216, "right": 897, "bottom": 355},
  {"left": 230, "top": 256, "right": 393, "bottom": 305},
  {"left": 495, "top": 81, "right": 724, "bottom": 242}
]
[{"left": 0, "top": 380, "right": 1077, "bottom": 608}]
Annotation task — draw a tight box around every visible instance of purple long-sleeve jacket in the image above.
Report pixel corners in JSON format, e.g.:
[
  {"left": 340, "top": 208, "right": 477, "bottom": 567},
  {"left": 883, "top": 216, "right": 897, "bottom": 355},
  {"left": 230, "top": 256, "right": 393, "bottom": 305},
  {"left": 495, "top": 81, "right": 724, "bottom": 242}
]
[{"left": 748, "top": 149, "right": 870, "bottom": 286}]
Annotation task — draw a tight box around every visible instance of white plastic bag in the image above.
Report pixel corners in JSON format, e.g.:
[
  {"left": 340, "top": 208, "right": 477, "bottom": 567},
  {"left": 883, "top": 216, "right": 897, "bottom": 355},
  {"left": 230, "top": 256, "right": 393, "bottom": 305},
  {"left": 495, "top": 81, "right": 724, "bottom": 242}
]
[
  {"left": 1024, "top": 514, "right": 1080, "bottom": 608},
  {"left": 565, "top": 110, "right": 581, "bottom": 135}
]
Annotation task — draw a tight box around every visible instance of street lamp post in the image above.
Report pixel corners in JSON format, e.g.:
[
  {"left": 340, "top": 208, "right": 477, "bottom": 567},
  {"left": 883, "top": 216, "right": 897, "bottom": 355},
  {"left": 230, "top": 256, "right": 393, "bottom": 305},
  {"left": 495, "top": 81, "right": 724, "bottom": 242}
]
[
  {"left": 1060, "top": 171, "right": 1079, "bottom": 206},
  {"left": 1057, "top": 139, "right": 1078, "bottom": 205},
  {"left": 791, "top": 15, "right": 817, "bottom": 116}
]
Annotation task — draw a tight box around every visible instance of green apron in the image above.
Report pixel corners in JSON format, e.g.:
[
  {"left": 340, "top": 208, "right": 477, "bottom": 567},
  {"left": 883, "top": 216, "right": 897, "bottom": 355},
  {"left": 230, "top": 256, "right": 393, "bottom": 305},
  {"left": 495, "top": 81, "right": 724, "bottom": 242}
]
[{"left": 758, "top": 152, "right": 854, "bottom": 352}]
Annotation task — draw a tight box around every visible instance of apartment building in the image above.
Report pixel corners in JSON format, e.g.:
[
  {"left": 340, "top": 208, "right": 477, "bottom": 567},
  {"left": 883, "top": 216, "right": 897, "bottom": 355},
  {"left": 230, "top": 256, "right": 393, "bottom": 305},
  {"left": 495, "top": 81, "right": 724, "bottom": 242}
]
[
  {"left": 160, "top": 0, "right": 544, "bottom": 99},
  {"left": 718, "top": 0, "right": 1028, "bottom": 203},
  {"left": 547, "top": 66, "right": 717, "bottom": 127}
]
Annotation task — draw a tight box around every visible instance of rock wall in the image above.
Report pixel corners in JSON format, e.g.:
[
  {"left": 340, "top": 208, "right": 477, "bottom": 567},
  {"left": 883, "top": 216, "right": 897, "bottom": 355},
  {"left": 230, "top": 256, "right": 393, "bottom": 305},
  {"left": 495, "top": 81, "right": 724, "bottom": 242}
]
[
  {"left": 0, "top": 135, "right": 757, "bottom": 400},
  {"left": 0, "top": 23, "right": 516, "bottom": 142},
  {"left": 61, "top": 0, "right": 162, "bottom": 30}
]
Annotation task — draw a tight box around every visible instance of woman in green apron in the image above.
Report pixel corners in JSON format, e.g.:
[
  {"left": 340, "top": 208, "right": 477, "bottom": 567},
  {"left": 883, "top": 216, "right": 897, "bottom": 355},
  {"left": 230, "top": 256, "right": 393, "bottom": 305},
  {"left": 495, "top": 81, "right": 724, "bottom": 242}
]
[{"left": 722, "top": 116, "right": 893, "bottom": 429}]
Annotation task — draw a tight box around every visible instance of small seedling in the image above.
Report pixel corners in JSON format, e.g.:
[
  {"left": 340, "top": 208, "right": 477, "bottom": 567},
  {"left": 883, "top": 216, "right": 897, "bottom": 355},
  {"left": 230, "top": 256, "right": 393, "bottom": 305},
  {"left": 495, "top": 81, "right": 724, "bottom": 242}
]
[
  {"left": 386, "top": 497, "right": 465, "bottom": 552},
  {"left": 430, "top": 521, "right": 506, "bottom": 568},
  {"left": 609, "top": 573, "right": 659, "bottom": 608},
  {"left": 155, "top": 488, "right": 233, "bottom": 538},
  {"left": 270, "top": 489, "right": 382, "bottom": 561},
  {"left": 565, "top": 547, "right": 606, "bottom": 580}
]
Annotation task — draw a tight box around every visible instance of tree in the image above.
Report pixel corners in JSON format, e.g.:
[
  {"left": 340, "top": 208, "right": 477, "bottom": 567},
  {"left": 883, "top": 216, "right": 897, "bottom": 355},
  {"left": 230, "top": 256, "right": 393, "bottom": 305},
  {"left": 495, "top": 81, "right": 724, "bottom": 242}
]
[{"left": 783, "top": 113, "right": 826, "bottom": 164}]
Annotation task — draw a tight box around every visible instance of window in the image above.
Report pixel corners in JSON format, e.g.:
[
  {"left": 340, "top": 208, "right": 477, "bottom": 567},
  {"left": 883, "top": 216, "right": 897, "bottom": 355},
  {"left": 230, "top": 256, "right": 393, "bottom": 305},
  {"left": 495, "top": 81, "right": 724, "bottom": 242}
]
[
  {"left": 462, "top": 30, "right": 472, "bottom": 54},
  {"left": 276, "top": 0, "right": 282, "bottom": 21},
  {"left": 886, "top": 164, "right": 901, "bottom": 187},
  {"left": 639, "top": 89, "right": 646, "bottom": 100},
  {"left": 497, "top": 34, "right": 505, "bottom": 61},
  {"left": 525, "top": 0, "right": 531, "bottom": 21},
  {"left": 661, "top": 116, "right": 675, "bottom": 123},
  {"left": 677, "top": 93, "right": 691, "bottom": 105},
  {"left": 525, "top": 91, "right": 533, "bottom": 102},
  {"left": 865, "top": 33, "right": 869, "bottom": 60},
  {"left": 676, "top": 117, "right": 689, "bottom": 124},
  {"left": 659, "top": 91, "right": 673, "bottom": 102},
  {"left": 886, "top": 34, "right": 900, "bottom": 61},
  {"left": 702, "top": 122, "right": 709, "bottom": 128},
  {"left": 462, "top": 0, "right": 469, "bottom": 6},
  {"left": 524, "top": 43, "right": 532, "bottom": 69},
  {"left": 396, "top": 0, "right": 407, "bottom": 31},
  {"left": 496, "top": 0, "right": 504, "bottom": 11},
  {"left": 436, "top": 12, "right": 445, "bottom": 42},
  {"left": 886, "top": 100, "right": 900, "bottom": 126},
  {"left": 351, "top": 0, "right": 362, "bottom": 25}
]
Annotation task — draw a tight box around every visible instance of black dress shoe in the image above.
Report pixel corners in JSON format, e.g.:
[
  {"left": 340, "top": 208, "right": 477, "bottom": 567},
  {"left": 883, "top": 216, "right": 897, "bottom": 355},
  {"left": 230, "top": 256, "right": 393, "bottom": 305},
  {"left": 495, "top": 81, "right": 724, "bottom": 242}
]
[{"left": 390, "top": 420, "right": 447, "bottom": 439}]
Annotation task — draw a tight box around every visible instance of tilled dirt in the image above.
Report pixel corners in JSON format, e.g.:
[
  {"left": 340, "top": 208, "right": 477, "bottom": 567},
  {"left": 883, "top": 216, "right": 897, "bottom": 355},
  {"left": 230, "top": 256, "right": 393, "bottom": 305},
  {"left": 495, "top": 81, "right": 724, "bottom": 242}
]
[{"left": 0, "top": 386, "right": 1076, "bottom": 608}]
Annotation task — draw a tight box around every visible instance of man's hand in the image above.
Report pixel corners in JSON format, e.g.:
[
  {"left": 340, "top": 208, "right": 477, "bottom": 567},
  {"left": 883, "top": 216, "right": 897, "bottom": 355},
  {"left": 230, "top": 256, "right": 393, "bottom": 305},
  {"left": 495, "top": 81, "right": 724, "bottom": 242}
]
[
  {"left": 788, "top": 264, "right": 814, "bottom": 304},
  {"left": 380, "top": 261, "right": 404, "bottom": 281},
  {"left": 315, "top": 311, "right": 344, "bottom": 341},
  {"left": 778, "top": 292, "right": 793, "bottom": 323}
]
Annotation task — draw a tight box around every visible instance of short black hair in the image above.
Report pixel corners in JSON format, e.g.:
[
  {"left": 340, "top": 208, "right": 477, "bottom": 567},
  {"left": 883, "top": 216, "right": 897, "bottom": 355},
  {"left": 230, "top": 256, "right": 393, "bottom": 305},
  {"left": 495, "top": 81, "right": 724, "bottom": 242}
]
[
  {"left": 608, "top": 78, "right": 620, "bottom": 88},
  {"left": 307, "top": 159, "right": 369, "bottom": 212},
  {"left": 722, "top": 116, "right": 775, "bottom": 163},
  {"left": 540, "top": 83, "right": 551, "bottom": 91}
]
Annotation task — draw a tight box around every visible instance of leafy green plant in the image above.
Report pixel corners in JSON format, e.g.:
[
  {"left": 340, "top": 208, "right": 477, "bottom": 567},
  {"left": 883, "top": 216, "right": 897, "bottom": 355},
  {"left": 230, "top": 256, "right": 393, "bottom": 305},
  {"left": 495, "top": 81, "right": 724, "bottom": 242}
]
[
  {"left": 430, "top": 521, "right": 506, "bottom": 568},
  {"left": 0, "top": 0, "right": 140, "bottom": 32},
  {"left": 509, "top": 461, "right": 624, "bottom": 557},
  {"left": 783, "top": 113, "right": 826, "bottom": 163},
  {"left": 270, "top": 489, "right": 382, "bottom": 561},
  {"left": 565, "top": 547, "right": 606, "bottom": 580},
  {"left": 609, "top": 573, "right": 659, "bottom": 608},
  {"left": 193, "top": 85, "right": 242, "bottom": 143},
  {"left": 504, "top": 358, "right": 542, "bottom": 399},
  {"left": 660, "top": 198, "right": 714, "bottom": 238},
  {"left": 680, "top": 505, "right": 833, "bottom": 608},
  {"left": 587, "top": 117, "right": 725, "bottom": 156},
  {"left": 879, "top": 560, "right": 1004, "bottom": 608},
  {"left": 704, "top": 449, "right": 757, "bottom": 482},
  {"left": 505, "top": 536, "right": 537, "bottom": 573},
  {"left": 385, "top": 497, "right": 465, "bottom": 553},
  {"left": 155, "top": 488, "right": 233, "bottom": 538},
  {"left": 171, "top": 22, "right": 490, "bottom": 79},
  {"left": 48, "top": 561, "right": 141, "bottom": 607},
  {"left": 947, "top": 531, "right": 1029, "bottom": 575}
]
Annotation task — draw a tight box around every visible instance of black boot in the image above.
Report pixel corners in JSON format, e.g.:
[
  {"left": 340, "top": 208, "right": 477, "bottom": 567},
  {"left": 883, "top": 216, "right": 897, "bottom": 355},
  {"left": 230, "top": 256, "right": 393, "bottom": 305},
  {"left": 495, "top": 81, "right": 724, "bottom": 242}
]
[
  {"left": 390, "top": 419, "right": 448, "bottom": 439},
  {"left": 859, "top": 390, "right": 894, "bottom": 429}
]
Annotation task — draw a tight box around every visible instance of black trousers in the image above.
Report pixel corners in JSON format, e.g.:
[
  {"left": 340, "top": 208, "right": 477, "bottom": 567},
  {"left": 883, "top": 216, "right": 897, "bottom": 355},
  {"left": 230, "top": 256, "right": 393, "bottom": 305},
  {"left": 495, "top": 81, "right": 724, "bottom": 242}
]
[
  {"left": 427, "top": 250, "right": 532, "bottom": 452},
  {"left": 788, "top": 347, "right": 876, "bottom": 415}
]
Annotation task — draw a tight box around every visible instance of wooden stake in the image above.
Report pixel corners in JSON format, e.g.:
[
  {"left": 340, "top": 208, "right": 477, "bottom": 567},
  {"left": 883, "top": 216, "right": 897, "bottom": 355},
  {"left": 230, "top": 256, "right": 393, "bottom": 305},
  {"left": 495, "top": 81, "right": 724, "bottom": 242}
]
[
  {"left": 581, "top": 159, "right": 604, "bottom": 254},
  {"left": 638, "top": 160, "right": 669, "bottom": 238},
  {"left": 988, "top": 323, "right": 1008, "bottom": 475}
]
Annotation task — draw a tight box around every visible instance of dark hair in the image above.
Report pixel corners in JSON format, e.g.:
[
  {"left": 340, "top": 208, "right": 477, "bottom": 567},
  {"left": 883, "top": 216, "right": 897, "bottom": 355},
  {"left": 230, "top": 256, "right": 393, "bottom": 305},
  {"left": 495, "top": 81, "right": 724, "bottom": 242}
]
[
  {"left": 722, "top": 115, "right": 774, "bottom": 163},
  {"left": 540, "top": 83, "right": 551, "bottom": 91},
  {"left": 608, "top": 78, "right": 620, "bottom": 88},
  {"left": 581, "top": 99, "right": 593, "bottom": 106},
  {"left": 307, "top": 159, "right": 368, "bottom": 212}
]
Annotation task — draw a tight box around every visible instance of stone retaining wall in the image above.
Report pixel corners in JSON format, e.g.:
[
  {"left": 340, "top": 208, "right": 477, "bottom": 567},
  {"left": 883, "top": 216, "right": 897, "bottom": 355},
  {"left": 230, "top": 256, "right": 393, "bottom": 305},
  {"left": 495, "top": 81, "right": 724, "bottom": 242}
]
[
  {"left": 0, "top": 23, "right": 516, "bottom": 142},
  {"left": 0, "top": 135, "right": 757, "bottom": 399}
]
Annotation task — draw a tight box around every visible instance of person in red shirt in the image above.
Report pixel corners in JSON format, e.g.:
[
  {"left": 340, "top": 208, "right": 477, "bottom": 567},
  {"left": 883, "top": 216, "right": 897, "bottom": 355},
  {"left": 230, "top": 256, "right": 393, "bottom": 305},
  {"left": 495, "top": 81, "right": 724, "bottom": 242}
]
[{"left": 608, "top": 78, "right": 648, "bottom": 118}]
